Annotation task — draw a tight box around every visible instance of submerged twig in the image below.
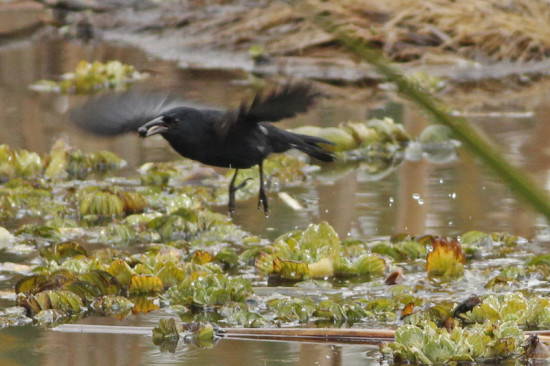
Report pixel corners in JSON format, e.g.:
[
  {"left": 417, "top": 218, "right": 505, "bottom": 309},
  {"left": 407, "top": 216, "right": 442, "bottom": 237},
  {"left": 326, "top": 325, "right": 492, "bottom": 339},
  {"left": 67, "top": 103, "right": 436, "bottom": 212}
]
[
  {"left": 218, "top": 327, "right": 395, "bottom": 343},
  {"left": 52, "top": 324, "right": 550, "bottom": 345},
  {"left": 53, "top": 323, "right": 393, "bottom": 343}
]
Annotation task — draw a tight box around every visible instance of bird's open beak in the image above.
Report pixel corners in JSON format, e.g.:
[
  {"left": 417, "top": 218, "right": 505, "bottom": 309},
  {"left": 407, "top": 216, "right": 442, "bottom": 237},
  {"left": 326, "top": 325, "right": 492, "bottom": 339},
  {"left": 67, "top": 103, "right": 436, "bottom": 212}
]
[{"left": 138, "top": 116, "right": 169, "bottom": 138}]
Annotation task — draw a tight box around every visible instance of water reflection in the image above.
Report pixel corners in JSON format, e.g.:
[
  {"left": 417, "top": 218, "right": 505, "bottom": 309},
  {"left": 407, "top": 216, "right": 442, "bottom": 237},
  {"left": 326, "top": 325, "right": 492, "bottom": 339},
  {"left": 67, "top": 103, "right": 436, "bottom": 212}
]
[
  {"left": 0, "top": 319, "right": 379, "bottom": 366},
  {"left": 147, "top": 339, "right": 364, "bottom": 366}
]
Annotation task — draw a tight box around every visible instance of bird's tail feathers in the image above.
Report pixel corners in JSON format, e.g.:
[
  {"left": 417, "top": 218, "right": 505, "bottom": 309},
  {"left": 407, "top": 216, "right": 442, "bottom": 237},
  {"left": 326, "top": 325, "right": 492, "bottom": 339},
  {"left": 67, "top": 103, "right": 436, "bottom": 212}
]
[{"left": 290, "top": 133, "right": 335, "bottom": 162}]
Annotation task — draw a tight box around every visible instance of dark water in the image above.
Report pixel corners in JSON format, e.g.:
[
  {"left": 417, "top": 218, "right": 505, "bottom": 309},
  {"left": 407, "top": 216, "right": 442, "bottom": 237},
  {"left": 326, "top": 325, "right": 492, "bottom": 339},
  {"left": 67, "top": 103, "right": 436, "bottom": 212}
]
[{"left": 2, "top": 9, "right": 550, "bottom": 366}]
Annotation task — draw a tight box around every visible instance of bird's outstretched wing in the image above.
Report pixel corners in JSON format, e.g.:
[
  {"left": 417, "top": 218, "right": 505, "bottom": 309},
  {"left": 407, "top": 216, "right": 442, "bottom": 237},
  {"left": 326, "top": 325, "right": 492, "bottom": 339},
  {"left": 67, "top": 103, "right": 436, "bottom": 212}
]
[
  {"left": 235, "top": 83, "right": 319, "bottom": 124},
  {"left": 69, "top": 91, "right": 184, "bottom": 136}
]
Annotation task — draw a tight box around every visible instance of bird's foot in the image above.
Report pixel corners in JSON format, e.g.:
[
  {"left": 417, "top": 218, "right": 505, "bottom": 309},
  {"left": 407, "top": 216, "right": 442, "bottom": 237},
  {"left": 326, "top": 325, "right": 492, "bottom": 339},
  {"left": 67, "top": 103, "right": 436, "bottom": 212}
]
[
  {"left": 258, "top": 189, "right": 269, "bottom": 215},
  {"left": 228, "top": 195, "right": 236, "bottom": 216},
  {"left": 228, "top": 178, "right": 253, "bottom": 216}
]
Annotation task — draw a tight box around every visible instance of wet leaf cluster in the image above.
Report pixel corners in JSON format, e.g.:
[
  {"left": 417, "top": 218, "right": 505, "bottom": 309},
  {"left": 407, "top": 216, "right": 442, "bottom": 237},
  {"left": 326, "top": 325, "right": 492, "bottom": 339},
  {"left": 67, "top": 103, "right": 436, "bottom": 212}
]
[
  {"left": 0, "top": 140, "right": 126, "bottom": 183},
  {"left": 77, "top": 186, "right": 147, "bottom": 217},
  {"left": 0, "top": 145, "right": 42, "bottom": 181},
  {"left": 385, "top": 289, "right": 550, "bottom": 363},
  {"left": 153, "top": 318, "right": 218, "bottom": 351},
  {"left": 370, "top": 237, "right": 428, "bottom": 261},
  {"left": 15, "top": 267, "right": 123, "bottom": 320},
  {"left": 425, "top": 237, "right": 466, "bottom": 277},
  {"left": 29, "top": 60, "right": 148, "bottom": 94},
  {"left": 0, "top": 179, "right": 59, "bottom": 220},
  {"left": 44, "top": 140, "right": 126, "bottom": 180},
  {"left": 384, "top": 321, "right": 526, "bottom": 364},
  {"left": 254, "top": 221, "right": 386, "bottom": 281},
  {"left": 294, "top": 117, "right": 410, "bottom": 153},
  {"left": 138, "top": 160, "right": 197, "bottom": 186},
  {"left": 459, "top": 293, "right": 550, "bottom": 329}
]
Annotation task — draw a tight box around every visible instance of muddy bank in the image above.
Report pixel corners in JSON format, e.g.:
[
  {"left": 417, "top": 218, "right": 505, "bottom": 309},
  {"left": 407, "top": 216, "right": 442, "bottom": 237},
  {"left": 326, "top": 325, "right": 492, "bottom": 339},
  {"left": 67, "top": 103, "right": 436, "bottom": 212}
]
[{"left": 4, "top": 0, "right": 550, "bottom": 83}]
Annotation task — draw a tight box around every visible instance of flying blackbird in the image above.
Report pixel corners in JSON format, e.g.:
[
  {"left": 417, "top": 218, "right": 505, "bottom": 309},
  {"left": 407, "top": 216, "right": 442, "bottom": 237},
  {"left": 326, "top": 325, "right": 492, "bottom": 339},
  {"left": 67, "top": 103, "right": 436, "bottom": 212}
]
[{"left": 70, "top": 83, "right": 334, "bottom": 214}]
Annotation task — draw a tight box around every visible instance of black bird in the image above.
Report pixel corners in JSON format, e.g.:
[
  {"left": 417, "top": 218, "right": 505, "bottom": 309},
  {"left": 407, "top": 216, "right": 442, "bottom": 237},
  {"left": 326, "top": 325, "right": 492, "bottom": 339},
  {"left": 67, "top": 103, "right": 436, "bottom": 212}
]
[{"left": 70, "top": 83, "right": 334, "bottom": 214}]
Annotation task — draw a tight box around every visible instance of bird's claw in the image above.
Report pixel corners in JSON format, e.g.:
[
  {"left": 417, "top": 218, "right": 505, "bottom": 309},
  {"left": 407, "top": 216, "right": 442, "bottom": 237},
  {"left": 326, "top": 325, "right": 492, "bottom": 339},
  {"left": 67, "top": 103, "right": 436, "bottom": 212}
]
[
  {"left": 228, "top": 176, "right": 253, "bottom": 216},
  {"left": 258, "top": 189, "right": 269, "bottom": 214}
]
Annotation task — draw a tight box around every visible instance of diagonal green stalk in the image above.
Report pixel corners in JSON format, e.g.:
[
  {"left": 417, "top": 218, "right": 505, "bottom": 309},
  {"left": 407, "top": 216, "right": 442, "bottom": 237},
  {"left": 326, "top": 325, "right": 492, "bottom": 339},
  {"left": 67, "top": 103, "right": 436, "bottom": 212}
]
[{"left": 311, "top": 12, "right": 550, "bottom": 220}]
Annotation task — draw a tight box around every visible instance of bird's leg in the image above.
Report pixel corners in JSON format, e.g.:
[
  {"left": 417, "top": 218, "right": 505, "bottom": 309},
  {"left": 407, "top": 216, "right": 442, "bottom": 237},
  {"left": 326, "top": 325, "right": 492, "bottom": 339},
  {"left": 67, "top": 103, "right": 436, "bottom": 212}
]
[
  {"left": 258, "top": 162, "right": 269, "bottom": 213},
  {"left": 228, "top": 169, "right": 252, "bottom": 214},
  {"left": 228, "top": 169, "right": 239, "bottom": 215}
]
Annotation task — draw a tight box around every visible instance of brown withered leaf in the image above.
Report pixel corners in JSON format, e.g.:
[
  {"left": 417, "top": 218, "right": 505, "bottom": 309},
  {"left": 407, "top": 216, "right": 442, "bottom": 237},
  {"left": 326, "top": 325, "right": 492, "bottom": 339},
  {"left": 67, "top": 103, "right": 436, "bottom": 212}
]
[
  {"left": 400, "top": 302, "right": 414, "bottom": 319},
  {"left": 385, "top": 268, "right": 404, "bottom": 285}
]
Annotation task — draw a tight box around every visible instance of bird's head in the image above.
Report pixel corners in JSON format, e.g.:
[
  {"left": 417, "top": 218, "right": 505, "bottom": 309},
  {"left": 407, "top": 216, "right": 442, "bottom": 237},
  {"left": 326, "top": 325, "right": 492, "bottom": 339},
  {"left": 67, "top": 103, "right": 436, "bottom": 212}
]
[
  {"left": 138, "top": 114, "right": 175, "bottom": 138},
  {"left": 137, "top": 107, "right": 201, "bottom": 138}
]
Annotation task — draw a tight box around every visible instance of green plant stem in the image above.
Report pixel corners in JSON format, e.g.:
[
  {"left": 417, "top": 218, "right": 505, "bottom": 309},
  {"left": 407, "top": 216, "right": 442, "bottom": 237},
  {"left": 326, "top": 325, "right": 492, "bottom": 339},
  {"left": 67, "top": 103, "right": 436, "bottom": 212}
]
[{"left": 311, "top": 11, "right": 550, "bottom": 220}]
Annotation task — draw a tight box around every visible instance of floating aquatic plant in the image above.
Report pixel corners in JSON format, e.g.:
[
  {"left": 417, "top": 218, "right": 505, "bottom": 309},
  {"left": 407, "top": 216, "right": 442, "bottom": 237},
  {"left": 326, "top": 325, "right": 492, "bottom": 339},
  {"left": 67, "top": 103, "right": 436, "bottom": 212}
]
[
  {"left": 16, "top": 224, "right": 65, "bottom": 244},
  {"left": 426, "top": 237, "right": 466, "bottom": 277},
  {"left": 165, "top": 272, "right": 252, "bottom": 309},
  {"left": 0, "top": 145, "right": 42, "bottom": 181},
  {"left": 152, "top": 318, "right": 218, "bottom": 350},
  {"left": 91, "top": 295, "right": 134, "bottom": 317},
  {"left": 371, "top": 239, "right": 427, "bottom": 261},
  {"left": 138, "top": 160, "right": 196, "bottom": 186},
  {"left": 40, "top": 242, "right": 88, "bottom": 264},
  {"left": 29, "top": 60, "right": 148, "bottom": 94},
  {"left": 267, "top": 297, "right": 317, "bottom": 324},
  {"left": 0, "top": 179, "right": 58, "bottom": 220},
  {"left": 17, "top": 290, "right": 85, "bottom": 316},
  {"left": 77, "top": 186, "right": 147, "bottom": 217},
  {"left": 292, "top": 117, "right": 410, "bottom": 154},
  {"left": 98, "top": 223, "right": 137, "bottom": 246},
  {"left": 384, "top": 321, "right": 526, "bottom": 364},
  {"left": 255, "top": 221, "right": 385, "bottom": 281},
  {"left": 315, "top": 299, "right": 369, "bottom": 324},
  {"left": 460, "top": 230, "right": 521, "bottom": 258},
  {"left": 44, "top": 140, "right": 126, "bottom": 180},
  {"left": 459, "top": 293, "right": 550, "bottom": 329},
  {"left": 128, "top": 274, "right": 163, "bottom": 295}
]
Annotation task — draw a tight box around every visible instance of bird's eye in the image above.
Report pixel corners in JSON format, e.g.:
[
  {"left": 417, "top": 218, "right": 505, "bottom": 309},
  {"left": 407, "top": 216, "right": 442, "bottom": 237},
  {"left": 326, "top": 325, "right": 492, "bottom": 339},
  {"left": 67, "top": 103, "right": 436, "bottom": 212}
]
[{"left": 163, "top": 116, "right": 177, "bottom": 124}]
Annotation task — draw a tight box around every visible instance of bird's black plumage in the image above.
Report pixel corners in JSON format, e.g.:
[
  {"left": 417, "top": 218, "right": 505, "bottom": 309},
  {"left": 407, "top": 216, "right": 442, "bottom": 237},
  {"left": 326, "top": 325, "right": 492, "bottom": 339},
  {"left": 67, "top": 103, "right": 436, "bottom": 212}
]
[{"left": 70, "top": 83, "right": 334, "bottom": 213}]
